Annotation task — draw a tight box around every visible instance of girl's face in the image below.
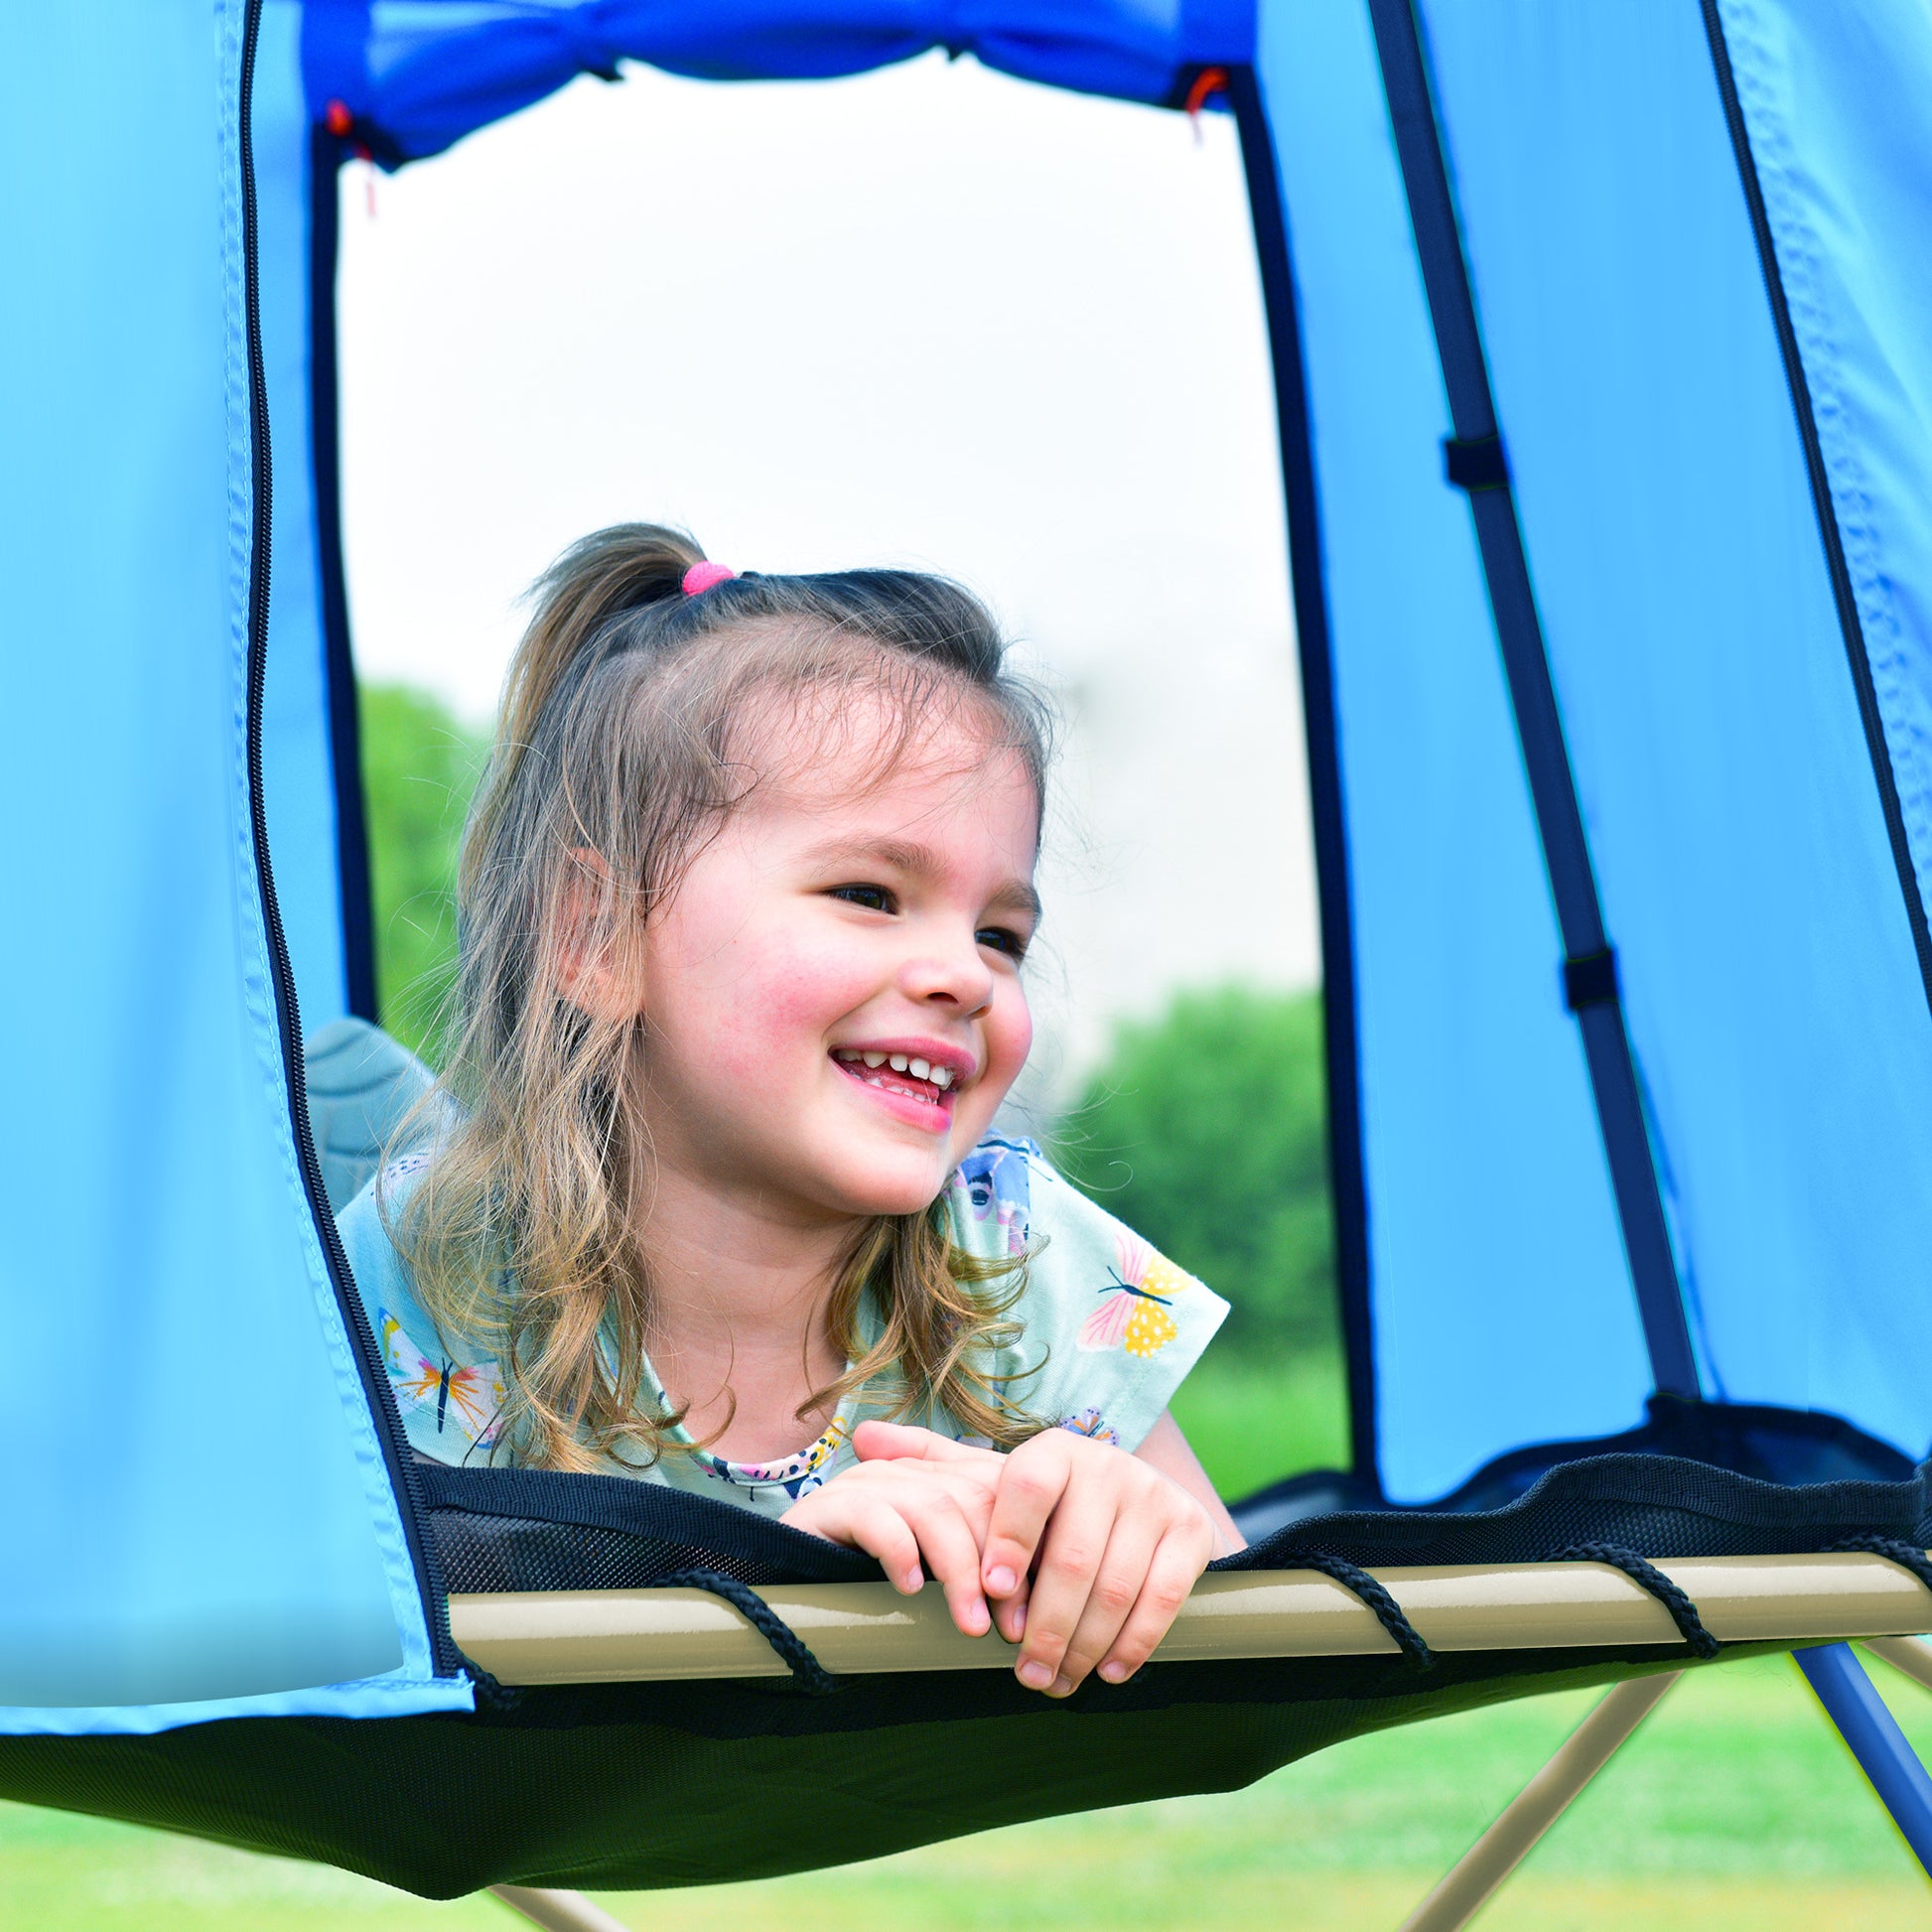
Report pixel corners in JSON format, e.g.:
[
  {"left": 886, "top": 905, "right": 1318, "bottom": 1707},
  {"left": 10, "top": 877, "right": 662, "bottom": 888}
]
[{"left": 628, "top": 697, "right": 1039, "bottom": 1227}]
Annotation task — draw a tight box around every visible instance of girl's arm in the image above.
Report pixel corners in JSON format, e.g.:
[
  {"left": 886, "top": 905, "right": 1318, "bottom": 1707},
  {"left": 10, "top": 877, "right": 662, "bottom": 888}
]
[{"left": 1132, "top": 1409, "right": 1245, "bottom": 1556}]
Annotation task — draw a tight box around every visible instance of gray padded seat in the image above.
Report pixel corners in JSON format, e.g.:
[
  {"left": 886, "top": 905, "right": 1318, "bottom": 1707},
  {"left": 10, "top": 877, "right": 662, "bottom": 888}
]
[{"left": 304, "top": 1016, "right": 437, "bottom": 1213}]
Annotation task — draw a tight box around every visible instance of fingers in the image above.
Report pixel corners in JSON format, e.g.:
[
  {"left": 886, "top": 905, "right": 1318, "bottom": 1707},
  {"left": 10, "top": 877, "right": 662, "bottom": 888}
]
[
  {"left": 993, "top": 1437, "right": 1216, "bottom": 1697},
  {"left": 981, "top": 1433, "right": 1072, "bottom": 1603},
  {"left": 991, "top": 1572, "right": 1032, "bottom": 1646},
  {"left": 852, "top": 1420, "right": 1005, "bottom": 1477},
  {"left": 787, "top": 1488, "right": 926, "bottom": 1592},
  {"left": 1040, "top": 1511, "right": 1163, "bottom": 1695},
  {"left": 1008, "top": 1473, "right": 1117, "bottom": 1694},
  {"left": 780, "top": 1464, "right": 995, "bottom": 1637},
  {"left": 894, "top": 1486, "right": 995, "bottom": 1635},
  {"left": 1095, "top": 1525, "right": 1210, "bottom": 1685}
]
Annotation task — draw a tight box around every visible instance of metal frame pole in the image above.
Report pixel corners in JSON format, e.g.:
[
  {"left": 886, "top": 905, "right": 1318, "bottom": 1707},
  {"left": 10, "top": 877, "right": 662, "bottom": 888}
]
[
  {"left": 490, "top": 1885, "right": 633, "bottom": 1932},
  {"left": 1397, "top": 1672, "right": 1679, "bottom": 1932},
  {"left": 1864, "top": 1635, "right": 1932, "bottom": 1695},
  {"left": 1796, "top": 1642, "right": 1932, "bottom": 1877}
]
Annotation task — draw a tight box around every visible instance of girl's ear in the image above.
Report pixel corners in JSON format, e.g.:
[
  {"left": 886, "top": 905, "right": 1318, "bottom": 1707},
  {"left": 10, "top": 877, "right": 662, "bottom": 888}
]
[{"left": 553, "top": 848, "right": 643, "bottom": 1024}]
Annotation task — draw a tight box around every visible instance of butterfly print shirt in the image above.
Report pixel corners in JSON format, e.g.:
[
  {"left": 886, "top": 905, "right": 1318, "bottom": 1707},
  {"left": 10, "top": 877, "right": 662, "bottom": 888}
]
[{"left": 335, "top": 1137, "right": 1228, "bottom": 1520}]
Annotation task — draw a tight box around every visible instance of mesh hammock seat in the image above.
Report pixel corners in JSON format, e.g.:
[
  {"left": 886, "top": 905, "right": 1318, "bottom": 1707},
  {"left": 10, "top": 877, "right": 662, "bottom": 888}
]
[{"left": 4, "top": 1439, "right": 1930, "bottom": 1897}]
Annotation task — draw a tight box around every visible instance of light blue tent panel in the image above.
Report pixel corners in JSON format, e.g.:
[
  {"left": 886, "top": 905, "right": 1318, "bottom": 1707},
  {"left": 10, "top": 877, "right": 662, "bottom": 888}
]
[
  {"left": 0, "top": 0, "right": 462, "bottom": 1732},
  {"left": 1418, "top": 0, "right": 1932, "bottom": 1451},
  {"left": 1726, "top": 0, "right": 1932, "bottom": 927},
  {"left": 1258, "top": 1, "right": 1652, "bottom": 1502}
]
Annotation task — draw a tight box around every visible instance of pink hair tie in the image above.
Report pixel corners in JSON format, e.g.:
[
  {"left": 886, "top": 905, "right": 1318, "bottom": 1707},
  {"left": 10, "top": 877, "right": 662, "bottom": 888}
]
[{"left": 681, "top": 561, "right": 737, "bottom": 597}]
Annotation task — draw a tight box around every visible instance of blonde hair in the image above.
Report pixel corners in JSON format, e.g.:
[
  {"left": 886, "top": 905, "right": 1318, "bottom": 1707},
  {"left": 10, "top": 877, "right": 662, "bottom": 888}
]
[{"left": 388, "top": 524, "right": 1054, "bottom": 1471}]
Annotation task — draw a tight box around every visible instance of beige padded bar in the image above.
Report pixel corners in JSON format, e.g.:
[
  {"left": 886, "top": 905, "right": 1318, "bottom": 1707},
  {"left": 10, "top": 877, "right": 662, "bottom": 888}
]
[
  {"left": 451, "top": 1551, "right": 1932, "bottom": 1686},
  {"left": 1397, "top": 1673, "right": 1680, "bottom": 1932}
]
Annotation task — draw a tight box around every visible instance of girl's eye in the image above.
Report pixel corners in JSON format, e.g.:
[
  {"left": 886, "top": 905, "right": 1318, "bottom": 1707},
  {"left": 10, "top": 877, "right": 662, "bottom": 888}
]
[
  {"left": 830, "top": 884, "right": 895, "bottom": 912},
  {"left": 977, "top": 925, "right": 1031, "bottom": 962}
]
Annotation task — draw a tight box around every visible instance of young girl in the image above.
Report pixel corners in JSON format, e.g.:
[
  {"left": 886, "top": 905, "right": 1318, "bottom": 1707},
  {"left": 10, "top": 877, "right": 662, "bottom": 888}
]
[{"left": 339, "top": 526, "right": 1244, "bottom": 1699}]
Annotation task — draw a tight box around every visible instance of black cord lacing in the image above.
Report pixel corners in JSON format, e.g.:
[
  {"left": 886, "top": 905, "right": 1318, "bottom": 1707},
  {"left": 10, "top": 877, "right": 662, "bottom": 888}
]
[
  {"left": 1551, "top": 1543, "right": 1721, "bottom": 1660},
  {"left": 1830, "top": 1534, "right": 1932, "bottom": 1595},
  {"left": 651, "top": 1569, "right": 841, "bottom": 1696},
  {"left": 1295, "top": 1551, "right": 1435, "bottom": 1671}
]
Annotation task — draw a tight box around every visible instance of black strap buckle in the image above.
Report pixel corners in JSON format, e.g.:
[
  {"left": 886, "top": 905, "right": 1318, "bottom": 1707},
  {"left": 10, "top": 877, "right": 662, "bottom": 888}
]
[
  {"left": 1564, "top": 947, "right": 1619, "bottom": 1013},
  {"left": 1444, "top": 433, "right": 1510, "bottom": 492}
]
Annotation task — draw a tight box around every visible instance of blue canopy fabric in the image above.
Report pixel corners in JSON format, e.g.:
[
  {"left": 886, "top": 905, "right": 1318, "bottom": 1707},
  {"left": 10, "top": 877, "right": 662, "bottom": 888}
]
[
  {"left": 6, "top": 0, "right": 1932, "bottom": 1733},
  {"left": 301, "top": 0, "right": 1257, "bottom": 164}
]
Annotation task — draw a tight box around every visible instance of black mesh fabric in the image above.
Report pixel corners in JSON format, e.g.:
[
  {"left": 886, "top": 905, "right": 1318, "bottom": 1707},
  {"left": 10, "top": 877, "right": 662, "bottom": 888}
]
[
  {"left": 419, "top": 1463, "right": 879, "bottom": 1593},
  {"left": 1237, "top": 1449, "right": 1932, "bottom": 1570},
  {"left": 0, "top": 1447, "right": 1924, "bottom": 1898}
]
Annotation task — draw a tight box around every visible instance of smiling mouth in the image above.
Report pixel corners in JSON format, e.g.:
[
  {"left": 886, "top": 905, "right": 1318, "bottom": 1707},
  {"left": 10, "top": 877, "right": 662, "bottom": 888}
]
[{"left": 831, "top": 1047, "right": 957, "bottom": 1109}]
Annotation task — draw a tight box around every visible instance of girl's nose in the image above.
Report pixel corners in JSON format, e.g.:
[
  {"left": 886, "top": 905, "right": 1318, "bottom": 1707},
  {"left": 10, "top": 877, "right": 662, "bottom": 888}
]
[{"left": 900, "top": 931, "right": 996, "bottom": 1018}]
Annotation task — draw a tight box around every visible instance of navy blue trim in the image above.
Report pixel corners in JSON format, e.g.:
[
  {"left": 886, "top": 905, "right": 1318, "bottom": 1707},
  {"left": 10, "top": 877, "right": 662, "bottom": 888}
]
[
  {"left": 1699, "top": 5, "right": 1932, "bottom": 1024},
  {"left": 309, "top": 129, "right": 377, "bottom": 1024},
  {"left": 1797, "top": 1645, "right": 1932, "bottom": 1876},
  {"left": 241, "top": 8, "right": 460, "bottom": 1675},
  {"left": 1365, "top": 0, "right": 1699, "bottom": 1402},
  {"left": 1227, "top": 66, "right": 1379, "bottom": 1490}
]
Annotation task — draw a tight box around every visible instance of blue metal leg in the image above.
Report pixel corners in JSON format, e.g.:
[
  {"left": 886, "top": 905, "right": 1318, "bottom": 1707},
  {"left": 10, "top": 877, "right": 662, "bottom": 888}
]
[{"left": 1796, "top": 1642, "right": 1932, "bottom": 1876}]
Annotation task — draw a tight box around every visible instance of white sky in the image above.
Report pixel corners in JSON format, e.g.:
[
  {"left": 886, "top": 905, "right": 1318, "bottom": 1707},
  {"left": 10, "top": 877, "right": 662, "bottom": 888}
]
[{"left": 336, "top": 52, "right": 1318, "bottom": 1100}]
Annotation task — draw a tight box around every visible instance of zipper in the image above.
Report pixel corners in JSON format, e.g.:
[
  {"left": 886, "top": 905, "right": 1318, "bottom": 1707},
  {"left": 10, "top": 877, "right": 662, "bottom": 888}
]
[{"left": 237, "top": 0, "right": 464, "bottom": 1679}]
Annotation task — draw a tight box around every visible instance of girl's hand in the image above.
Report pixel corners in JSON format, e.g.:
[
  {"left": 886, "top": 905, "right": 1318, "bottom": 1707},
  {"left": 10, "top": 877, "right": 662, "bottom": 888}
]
[
  {"left": 780, "top": 1422, "right": 1007, "bottom": 1636},
  {"left": 981, "top": 1429, "right": 1218, "bottom": 1697}
]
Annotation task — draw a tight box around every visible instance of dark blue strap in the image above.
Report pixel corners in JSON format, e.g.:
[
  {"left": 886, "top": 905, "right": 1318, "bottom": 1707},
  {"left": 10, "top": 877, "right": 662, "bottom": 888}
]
[{"left": 1364, "top": 0, "right": 1699, "bottom": 1401}]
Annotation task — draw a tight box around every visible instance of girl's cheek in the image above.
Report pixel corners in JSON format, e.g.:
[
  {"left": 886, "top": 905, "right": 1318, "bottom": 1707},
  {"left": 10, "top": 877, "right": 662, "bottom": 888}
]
[
  {"left": 746, "top": 932, "right": 878, "bottom": 1041},
  {"left": 986, "top": 983, "right": 1034, "bottom": 1087}
]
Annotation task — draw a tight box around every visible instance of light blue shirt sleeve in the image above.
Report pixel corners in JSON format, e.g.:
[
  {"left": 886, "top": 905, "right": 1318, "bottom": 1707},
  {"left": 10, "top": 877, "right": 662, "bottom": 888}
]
[{"left": 946, "top": 1138, "right": 1230, "bottom": 1453}]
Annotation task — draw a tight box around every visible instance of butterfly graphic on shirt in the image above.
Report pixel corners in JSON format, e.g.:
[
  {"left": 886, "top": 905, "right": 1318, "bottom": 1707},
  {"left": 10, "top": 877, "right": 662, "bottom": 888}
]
[
  {"left": 1077, "top": 1232, "right": 1192, "bottom": 1358},
  {"left": 959, "top": 1139, "right": 1034, "bottom": 1255},
  {"left": 1058, "top": 1406, "right": 1121, "bottom": 1445},
  {"left": 378, "top": 1309, "right": 505, "bottom": 1448}
]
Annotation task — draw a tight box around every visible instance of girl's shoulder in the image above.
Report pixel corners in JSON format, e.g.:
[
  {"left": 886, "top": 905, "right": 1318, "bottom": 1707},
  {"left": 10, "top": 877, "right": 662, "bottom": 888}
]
[
  {"left": 942, "top": 1137, "right": 1230, "bottom": 1452},
  {"left": 336, "top": 1156, "right": 508, "bottom": 1462}
]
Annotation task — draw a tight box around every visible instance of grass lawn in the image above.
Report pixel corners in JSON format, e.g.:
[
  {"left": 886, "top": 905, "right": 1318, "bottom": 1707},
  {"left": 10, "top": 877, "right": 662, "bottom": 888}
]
[{"left": 9, "top": 1649, "right": 1932, "bottom": 1929}]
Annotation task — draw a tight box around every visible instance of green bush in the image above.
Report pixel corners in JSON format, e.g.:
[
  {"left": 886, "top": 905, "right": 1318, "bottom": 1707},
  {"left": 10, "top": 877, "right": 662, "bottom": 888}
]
[
  {"left": 1051, "top": 985, "right": 1339, "bottom": 1355},
  {"left": 358, "top": 683, "right": 486, "bottom": 1062}
]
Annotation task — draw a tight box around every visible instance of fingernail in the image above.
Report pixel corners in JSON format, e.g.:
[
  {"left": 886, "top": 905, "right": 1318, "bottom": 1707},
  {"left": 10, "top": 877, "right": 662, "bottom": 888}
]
[
  {"left": 1098, "top": 1660, "right": 1128, "bottom": 1684},
  {"left": 903, "top": 1569, "right": 924, "bottom": 1592},
  {"left": 965, "top": 1597, "right": 989, "bottom": 1634},
  {"left": 987, "top": 1566, "right": 1018, "bottom": 1595},
  {"left": 1049, "top": 1675, "right": 1074, "bottom": 1698},
  {"left": 1012, "top": 1601, "right": 1027, "bottom": 1634},
  {"left": 1017, "top": 1659, "right": 1053, "bottom": 1691}
]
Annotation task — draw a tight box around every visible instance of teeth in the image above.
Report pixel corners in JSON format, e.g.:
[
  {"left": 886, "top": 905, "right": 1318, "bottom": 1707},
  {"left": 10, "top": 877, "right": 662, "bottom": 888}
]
[
  {"left": 890, "top": 1054, "right": 909, "bottom": 1072},
  {"left": 834, "top": 1049, "right": 860, "bottom": 1062},
  {"left": 863, "top": 1051, "right": 886, "bottom": 1067},
  {"left": 933, "top": 1066, "right": 954, "bottom": 1089},
  {"left": 909, "top": 1057, "right": 930, "bottom": 1080}
]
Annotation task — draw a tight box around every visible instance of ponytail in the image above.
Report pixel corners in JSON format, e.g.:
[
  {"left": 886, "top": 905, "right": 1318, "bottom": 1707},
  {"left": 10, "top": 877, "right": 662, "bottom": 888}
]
[{"left": 481, "top": 525, "right": 706, "bottom": 853}]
